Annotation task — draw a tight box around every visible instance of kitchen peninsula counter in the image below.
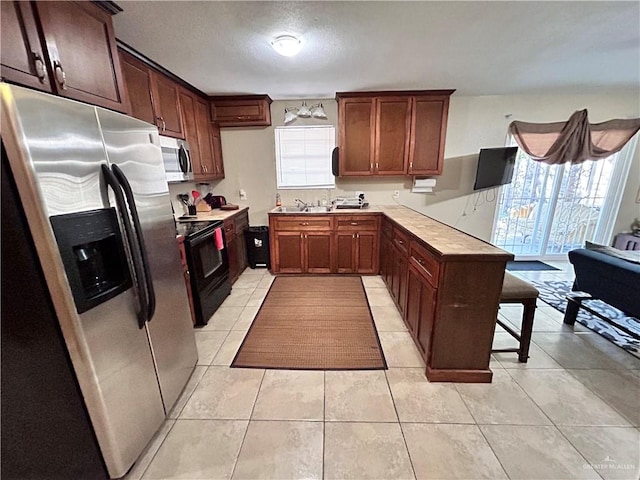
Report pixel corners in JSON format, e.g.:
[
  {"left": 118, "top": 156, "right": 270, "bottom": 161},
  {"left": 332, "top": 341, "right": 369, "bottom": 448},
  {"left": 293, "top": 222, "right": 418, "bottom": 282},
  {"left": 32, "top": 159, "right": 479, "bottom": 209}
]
[
  {"left": 269, "top": 204, "right": 512, "bottom": 383},
  {"left": 269, "top": 204, "right": 512, "bottom": 261}
]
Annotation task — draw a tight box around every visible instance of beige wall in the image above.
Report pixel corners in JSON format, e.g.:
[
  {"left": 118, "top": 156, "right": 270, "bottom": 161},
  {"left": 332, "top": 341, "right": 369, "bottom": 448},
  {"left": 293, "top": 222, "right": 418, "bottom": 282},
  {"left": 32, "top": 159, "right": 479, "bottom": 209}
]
[{"left": 170, "top": 93, "right": 640, "bottom": 245}]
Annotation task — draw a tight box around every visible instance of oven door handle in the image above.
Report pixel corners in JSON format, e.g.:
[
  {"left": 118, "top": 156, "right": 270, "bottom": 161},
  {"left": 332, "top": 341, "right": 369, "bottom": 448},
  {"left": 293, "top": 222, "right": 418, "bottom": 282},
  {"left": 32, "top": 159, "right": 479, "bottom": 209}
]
[
  {"left": 111, "top": 164, "right": 156, "bottom": 323},
  {"left": 101, "top": 164, "right": 149, "bottom": 328}
]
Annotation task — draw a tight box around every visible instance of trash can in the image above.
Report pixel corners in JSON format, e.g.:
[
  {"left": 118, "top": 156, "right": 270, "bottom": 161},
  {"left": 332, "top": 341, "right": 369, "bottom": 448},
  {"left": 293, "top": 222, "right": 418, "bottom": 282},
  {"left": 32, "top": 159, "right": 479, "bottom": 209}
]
[{"left": 245, "top": 226, "right": 270, "bottom": 269}]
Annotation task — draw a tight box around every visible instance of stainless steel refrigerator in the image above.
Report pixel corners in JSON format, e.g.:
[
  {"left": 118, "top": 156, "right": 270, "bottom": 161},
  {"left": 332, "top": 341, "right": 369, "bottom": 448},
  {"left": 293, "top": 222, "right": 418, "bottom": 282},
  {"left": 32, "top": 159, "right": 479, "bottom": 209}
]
[{"left": 0, "top": 84, "right": 198, "bottom": 478}]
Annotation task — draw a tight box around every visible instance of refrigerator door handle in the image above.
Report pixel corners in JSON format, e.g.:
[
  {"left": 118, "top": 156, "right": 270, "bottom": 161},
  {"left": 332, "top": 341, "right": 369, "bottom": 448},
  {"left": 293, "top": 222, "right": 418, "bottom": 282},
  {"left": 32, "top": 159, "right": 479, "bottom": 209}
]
[
  {"left": 111, "top": 164, "right": 157, "bottom": 323},
  {"left": 101, "top": 164, "right": 149, "bottom": 328}
]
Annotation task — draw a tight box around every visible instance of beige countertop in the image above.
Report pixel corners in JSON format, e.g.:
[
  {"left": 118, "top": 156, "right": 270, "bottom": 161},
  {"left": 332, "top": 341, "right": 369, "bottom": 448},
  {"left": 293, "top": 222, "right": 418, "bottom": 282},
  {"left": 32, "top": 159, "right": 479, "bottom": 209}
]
[
  {"left": 269, "top": 204, "right": 512, "bottom": 260},
  {"left": 176, "top": 206, "right": 249, "bottom": 223}
]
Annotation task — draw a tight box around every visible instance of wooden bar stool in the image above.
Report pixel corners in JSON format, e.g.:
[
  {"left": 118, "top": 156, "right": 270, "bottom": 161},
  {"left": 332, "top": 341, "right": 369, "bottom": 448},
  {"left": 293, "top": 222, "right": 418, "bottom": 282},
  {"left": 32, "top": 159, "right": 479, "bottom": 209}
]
[{"left": 492, "top": 272, "right": 539, "bottom": 362}]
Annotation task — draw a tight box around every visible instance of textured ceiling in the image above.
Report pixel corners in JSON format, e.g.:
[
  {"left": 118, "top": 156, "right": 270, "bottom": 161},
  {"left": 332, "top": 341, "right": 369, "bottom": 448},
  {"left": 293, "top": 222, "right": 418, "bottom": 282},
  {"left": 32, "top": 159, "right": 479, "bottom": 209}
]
[{"left": 113, "top": 1, "right": 640, "bottom": 99}]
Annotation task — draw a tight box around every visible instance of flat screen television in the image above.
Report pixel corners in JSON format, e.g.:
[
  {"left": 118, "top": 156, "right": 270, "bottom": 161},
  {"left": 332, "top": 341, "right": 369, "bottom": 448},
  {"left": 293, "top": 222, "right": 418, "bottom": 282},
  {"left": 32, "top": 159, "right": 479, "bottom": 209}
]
[{"left": 473, "top": 146, "right": 518, "bottom": 191}]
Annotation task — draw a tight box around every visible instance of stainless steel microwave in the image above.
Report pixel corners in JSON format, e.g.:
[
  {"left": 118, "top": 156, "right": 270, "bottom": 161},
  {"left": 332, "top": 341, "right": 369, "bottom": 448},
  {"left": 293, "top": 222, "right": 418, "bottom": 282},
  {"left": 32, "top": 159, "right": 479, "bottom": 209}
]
[{"left": 160, "top": 136, "right": 193, "bottom": 183}]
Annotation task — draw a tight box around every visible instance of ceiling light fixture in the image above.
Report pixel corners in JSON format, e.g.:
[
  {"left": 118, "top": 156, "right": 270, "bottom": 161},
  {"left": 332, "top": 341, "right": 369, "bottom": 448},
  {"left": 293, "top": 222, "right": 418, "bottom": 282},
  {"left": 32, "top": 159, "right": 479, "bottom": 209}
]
[
  {"left": 271, "top": 35, "right": 302, "bottom": 56},
  {"left": 283, "top": 103, "right": 327, "bottom": 124}
]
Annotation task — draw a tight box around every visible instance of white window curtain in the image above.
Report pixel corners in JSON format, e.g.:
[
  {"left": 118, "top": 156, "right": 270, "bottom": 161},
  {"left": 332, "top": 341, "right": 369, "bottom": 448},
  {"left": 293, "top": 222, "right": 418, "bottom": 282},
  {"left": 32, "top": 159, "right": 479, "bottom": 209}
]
[{"left": 275, "top": 125, "right": 335, "bottom": 189}]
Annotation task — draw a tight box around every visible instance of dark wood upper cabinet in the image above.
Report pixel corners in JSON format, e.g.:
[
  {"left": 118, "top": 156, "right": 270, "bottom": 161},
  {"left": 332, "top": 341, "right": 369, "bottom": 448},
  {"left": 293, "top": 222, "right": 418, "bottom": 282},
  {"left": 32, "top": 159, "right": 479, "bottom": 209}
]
[
  {"left": 1, "top": 1, "right": 52, "bottom": 92},
  {"left": 336, "top": 90, "right": 453, "bottom": 177},
  {"left": 210, "top": 121, "right": 225, "bottom": 179},
  {"left": 119, "top": 50, "right": 155, "bottom": 124},
  {"left": 210, "top": 95, "right": 272, "bottom": 127},
  {"left": 119, "top": 47, "right": 224, "bottom": 179},
  {"left": 178, "top": 89, "right": 201, "bottom": 172},
  {"left": 150, "top": 72, "right": 183, "bottom": 138},
  {"left": 409, "top": 96, "right": 450, "bottom": 175},
  {"left": 338, "top": 97, "right": 375, "bottom": 176},
  {"left": 119, "top": 48, "right": 183, "bottom": 138},
  {"left": 194, "top": 97, "right": 224, "bottom": 179},
  {"left": 375, "top": 96, "right": 412, "bottom": 175},
  {"left": 2, "top": 1, "right": 129, "bottom": 113}
]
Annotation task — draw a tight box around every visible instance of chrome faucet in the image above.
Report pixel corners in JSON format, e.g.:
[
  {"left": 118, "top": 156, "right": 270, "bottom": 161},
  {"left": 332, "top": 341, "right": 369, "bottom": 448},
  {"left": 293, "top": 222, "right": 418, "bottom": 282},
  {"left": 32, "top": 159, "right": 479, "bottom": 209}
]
[{"left": 294, "top": 198, "right": 308, "bottom": 210}]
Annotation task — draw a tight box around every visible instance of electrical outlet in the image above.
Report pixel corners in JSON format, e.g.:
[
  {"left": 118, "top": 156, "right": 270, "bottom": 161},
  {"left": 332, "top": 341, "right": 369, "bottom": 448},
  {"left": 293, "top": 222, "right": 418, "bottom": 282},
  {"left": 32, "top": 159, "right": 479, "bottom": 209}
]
[
  {"left": 393, "top": 190, "right": 400, "bottom": 199},
  {"left": 239, "top": 189, "right": 247, "bottom": 200}
]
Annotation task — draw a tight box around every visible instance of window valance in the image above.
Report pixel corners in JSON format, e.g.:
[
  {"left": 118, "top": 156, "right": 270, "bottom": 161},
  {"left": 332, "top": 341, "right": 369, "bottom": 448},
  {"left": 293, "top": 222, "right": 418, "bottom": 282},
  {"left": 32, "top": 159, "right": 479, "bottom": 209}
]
[{"left": 508, "top": 109, "right": 640, "bottom": 165}]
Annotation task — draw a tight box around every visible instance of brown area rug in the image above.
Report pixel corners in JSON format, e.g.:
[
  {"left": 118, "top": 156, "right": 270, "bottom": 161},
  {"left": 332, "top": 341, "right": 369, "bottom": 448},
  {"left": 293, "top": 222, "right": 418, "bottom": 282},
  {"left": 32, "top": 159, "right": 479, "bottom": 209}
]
[{"left": 231, "top": 276, "right": 387, "bottom": 370}]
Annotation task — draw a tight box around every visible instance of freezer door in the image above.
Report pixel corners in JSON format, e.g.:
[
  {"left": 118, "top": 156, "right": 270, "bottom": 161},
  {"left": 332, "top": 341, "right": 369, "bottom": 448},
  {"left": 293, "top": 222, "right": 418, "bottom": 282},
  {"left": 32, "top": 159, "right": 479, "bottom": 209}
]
[
  {"left": 1, "top": 84, "right": 167, "bottom": 478},
  {"left": 96, "top": 108, "right": 198, "bottom": 413}
]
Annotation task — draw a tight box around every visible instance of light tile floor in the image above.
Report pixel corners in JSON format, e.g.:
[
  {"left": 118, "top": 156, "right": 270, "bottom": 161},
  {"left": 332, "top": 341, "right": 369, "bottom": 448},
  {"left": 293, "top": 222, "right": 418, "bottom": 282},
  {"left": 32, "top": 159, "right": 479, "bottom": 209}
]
[{"left": 127, "top": 264, "right": 640, "bottom": 480}]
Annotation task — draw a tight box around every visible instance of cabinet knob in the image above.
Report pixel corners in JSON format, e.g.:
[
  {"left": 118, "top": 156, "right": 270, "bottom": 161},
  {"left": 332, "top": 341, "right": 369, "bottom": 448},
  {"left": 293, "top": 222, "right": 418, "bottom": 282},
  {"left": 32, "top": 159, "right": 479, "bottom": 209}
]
[
  {"left": 157, "top": 117, "right": 166, "bottom": 132},
  {"left": 33, "top": 53, "right": 46, "bottom": 82},
  {"left": 350, "top": 222, "right": 358, "bottom": 226},
  {"left": 53, "top": 61, "right": 66, "bottom": 90},
  {"left": 409, "top": 161, "right": 413, "bottom": 172},
  {"left": 375, "top": 162, "right": 379, "bottom": 170}
]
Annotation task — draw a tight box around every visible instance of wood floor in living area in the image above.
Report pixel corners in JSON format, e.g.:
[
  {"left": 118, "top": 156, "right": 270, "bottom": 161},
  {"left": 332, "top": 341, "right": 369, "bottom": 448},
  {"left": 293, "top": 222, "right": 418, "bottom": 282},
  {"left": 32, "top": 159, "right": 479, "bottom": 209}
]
[{"left": 125, "top": 264, "right": 640, "bottom": 480}]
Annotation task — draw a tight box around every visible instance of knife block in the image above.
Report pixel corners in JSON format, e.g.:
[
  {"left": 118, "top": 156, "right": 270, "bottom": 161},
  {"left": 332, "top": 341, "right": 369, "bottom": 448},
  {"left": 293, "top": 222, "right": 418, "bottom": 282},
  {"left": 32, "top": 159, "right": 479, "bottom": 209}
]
[{"left": 196, "top": 201, "right": 211, "bottom": 212}]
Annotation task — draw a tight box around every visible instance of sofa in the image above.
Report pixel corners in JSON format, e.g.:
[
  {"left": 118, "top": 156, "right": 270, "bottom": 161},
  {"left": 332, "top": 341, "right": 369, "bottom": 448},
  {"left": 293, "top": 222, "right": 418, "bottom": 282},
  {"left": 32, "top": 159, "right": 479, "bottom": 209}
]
[{"left": 564, "top": 247, "right": 640, "bottom": 331}]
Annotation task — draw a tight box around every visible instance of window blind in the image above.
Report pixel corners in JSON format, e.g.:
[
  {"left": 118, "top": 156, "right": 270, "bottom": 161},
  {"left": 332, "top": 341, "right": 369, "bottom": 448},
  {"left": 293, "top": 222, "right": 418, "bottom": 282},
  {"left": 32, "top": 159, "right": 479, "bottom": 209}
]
[{"left": 275, "top": 125, "right": 335, "bottom": 189}]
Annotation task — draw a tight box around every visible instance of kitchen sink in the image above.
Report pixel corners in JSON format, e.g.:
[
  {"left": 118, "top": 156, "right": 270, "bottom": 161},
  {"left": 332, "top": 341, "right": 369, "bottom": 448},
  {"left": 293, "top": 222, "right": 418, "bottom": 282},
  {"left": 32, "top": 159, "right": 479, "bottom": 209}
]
[
  {"left": 274, "top": 205, "right": 303, "bottom": 213},
  {"left": 274, "top": 205, "right": 333, "bottom": 213},
  {"left": 303, "top": 206, "right": 332, "bottom": 213}
]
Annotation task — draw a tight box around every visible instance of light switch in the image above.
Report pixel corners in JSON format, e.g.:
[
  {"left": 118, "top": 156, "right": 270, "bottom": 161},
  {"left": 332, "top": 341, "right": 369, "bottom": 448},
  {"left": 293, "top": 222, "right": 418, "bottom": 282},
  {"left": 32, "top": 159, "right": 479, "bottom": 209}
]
[{"left": 239, "top": 189, "right": 247, "bottom": 200}]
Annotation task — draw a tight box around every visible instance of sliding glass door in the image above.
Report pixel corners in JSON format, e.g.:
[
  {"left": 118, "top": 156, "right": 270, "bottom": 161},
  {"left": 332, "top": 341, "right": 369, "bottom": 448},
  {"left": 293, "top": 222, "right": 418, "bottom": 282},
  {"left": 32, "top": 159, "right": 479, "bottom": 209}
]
[{"left": 492, "top": 141, "right": 635, "bottom": 258}]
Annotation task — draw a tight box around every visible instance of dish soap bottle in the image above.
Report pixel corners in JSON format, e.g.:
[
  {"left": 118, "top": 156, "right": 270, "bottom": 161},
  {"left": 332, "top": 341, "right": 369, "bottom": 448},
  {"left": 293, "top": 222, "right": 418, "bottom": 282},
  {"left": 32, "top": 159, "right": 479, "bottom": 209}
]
[{"left": 275, "top": 193, "right": 281, "bottom": 207}]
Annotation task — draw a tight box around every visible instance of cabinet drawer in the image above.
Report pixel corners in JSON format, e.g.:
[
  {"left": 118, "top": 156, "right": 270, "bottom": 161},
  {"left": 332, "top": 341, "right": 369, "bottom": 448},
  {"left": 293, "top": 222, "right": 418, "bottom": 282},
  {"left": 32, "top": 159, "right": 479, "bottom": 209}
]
[
  {"left": 392, "top": 227, "right": 409, "bottom": 257},
  {"left": 335, "top": 215, "right": 379, "bottom": 231},
  {"left": 409, "top": 241, "right": 440, "bottom": 288},
  {"left": 273, "top": 216, "right": 333, "bottom": 231}
]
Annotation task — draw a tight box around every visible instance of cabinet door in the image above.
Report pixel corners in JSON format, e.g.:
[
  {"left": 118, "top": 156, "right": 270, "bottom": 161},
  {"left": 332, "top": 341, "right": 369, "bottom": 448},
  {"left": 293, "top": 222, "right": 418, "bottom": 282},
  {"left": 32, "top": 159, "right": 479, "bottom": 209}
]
[
  {"left": 227, "top": 235, "right": 239, "bottom": 284},
  {"left": 416, "top": 275, "right": 436, "bottom": 360},
  {"left": 274, "top": 232, "right": 304, "bottom": 273},
  {"left": 305, "top": 232, "right": 332, "bottom": 273},
  {"left": 408, "top": 96, "right": 448, "bottom": 175},
  {"left": 379, "top": 233, "right": 392, "bottom": 287},
  {"left": 393, "top": 246, "right": 409, "bottom": 316},
  {"left": 338, "top": 97, "right": 374, "bottom": 176},
  {"left": 335, "top": 233, "right": 356, "bottom": 273},
  {"left": 375, "top": 97, "right": 411, "bottom": 175},
  {"left": 150, "top": 72, "right": 183, "bottom": 138},
  {"left": 210, "top": 96, "right": 272, "bottom": 127},
  {"left": 178, "top": 89, "right": 202, "bottom": 175},
  {"left": 35, "top": 1, "right": 129, "bottom": 113},
  {"left": 405, "top": 267, "right": 422, "bottom": 335},
  {"left": 355, "top": 231, "right": 379, "bottom": 274},
  {"left": 1, "top": 1, "right": 52, "bottom": 92},
  {"left": 210, "top": 122, "right": 225, "bottom": 179},
  {"left": 119, "top": 50, "right": 155, "bottom": 124},
  {"left": 194, "top": 97, "right": 217, "bottom": 178}
]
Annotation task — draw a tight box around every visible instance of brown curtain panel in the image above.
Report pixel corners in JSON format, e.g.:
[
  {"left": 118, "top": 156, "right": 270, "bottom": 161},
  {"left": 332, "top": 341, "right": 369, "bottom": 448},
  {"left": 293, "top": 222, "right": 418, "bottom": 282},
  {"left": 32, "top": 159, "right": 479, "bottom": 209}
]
[{"left": 508, "top": 109, "right": 640, "bottom": 165}]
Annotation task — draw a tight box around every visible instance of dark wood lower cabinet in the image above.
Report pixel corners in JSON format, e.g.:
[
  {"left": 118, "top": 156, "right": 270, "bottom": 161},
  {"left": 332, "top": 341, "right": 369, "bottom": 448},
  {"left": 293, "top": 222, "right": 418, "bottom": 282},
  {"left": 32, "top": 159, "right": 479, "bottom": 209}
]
[
  {"left": 273, "top": 232, "right": 304, "bottom": 273},
  {"left": 390, "top": 244, "right": 408, "bottom": 315},
  {"left": 406, "top": 265, "right": 436, "bottom": 359},
  {"left": 305, "top": 233, "right": 332, "bottom": 273},
  {"left": 224, "top": 210, "right": 249, "bottom": 284}
]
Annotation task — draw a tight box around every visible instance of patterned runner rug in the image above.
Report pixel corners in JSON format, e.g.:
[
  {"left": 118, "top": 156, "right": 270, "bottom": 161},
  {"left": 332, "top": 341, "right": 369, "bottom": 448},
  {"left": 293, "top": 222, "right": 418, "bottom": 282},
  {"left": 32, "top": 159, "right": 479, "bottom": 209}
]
[
  {"left": 231, "top": 276, "right": 387, "bottom": 370},
  {"left": 530, "top": 279, "right": 640, "bottom": 358}
]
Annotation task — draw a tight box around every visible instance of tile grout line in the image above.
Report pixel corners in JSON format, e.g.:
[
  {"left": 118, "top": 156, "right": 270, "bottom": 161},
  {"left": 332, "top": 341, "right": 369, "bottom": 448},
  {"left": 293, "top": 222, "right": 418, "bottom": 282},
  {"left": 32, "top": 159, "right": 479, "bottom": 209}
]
[
  {"left": 131, "top": 418, "right": 179, "bottom": 480},
  {"left": 228, "top": 368, "right": 266, "bottom": 480},
  {"left": 322, "top": 370, "right": 326, "bottom": 480},
  {"left": 502, "top": 367, "right": 609, "bottom": 479},
  {"left": 384, "top": 369, "right": 418, "bottom": 480}
]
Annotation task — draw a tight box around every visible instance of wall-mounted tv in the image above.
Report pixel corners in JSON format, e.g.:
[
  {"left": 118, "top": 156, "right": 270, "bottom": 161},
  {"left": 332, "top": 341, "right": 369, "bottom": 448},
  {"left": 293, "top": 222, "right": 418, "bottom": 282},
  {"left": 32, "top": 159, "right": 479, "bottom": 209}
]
[{"left": 473, "top": 147, "right": 518, "bottom": 191}]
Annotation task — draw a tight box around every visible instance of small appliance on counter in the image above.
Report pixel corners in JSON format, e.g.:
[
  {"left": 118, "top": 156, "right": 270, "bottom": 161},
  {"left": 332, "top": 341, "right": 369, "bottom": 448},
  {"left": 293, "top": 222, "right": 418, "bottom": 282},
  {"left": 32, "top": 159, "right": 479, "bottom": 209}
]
[{"left": 203, "top": 193, "right": 227, "bottom": 209}]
